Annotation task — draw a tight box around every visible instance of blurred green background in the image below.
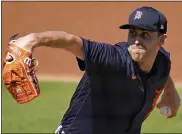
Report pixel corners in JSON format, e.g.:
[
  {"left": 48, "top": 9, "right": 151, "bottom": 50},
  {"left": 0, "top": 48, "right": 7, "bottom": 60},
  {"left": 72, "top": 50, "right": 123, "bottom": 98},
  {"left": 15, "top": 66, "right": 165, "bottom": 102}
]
[{"left": 2, "top": 82, "right": 182, "bottom": 133}]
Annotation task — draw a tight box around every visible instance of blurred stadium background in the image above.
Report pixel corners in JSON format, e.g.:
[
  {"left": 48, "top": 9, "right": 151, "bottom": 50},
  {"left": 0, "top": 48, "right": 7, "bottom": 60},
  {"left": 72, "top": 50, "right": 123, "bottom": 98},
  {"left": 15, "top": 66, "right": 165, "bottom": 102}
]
[{"left": 2, "top": 1, "right": 182, "bottom": 133}]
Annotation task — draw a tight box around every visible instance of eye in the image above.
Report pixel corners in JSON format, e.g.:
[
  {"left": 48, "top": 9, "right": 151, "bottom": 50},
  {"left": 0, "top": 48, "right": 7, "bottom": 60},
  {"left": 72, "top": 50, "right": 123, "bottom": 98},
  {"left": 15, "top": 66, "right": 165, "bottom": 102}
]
[
  {"left": 129, "top": 30, "right": 137, "bottom": 36},
  {"left": 141, "top": 32, "right": 150, "bottom": 38}
]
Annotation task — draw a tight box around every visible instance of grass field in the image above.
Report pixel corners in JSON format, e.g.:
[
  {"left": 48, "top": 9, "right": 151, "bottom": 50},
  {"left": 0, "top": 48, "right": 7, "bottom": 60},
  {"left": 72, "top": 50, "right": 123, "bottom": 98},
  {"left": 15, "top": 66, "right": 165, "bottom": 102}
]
[{"left": 2, "top": 82, "right": 182, "bottom": 133}]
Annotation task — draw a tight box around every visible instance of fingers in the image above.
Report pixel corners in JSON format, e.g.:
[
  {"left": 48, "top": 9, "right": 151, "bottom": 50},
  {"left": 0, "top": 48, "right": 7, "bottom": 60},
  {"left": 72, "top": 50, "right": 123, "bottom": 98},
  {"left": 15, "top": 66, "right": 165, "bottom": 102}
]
[
  {"left": 156, "top": 103, "right": 177, "bottom": 118},
  {"left": 156, "top": 102, "right": 165, "bottom": 109},
  {"left": 167, "top": 107, "right": 179, "bottom": 118},
  {"left": 167, "top": 111, "right": 176, "bottom": 118},
  {"left": 167, "top": 114, "right": 176, "bottom": 118}
]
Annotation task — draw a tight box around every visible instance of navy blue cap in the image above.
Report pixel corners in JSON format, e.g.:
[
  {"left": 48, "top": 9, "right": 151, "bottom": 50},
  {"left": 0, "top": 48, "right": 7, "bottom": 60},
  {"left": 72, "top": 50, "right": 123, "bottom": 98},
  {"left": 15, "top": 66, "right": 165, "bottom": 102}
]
[{"left": 120, "top": 6, "right": 167, "bottom": 34}]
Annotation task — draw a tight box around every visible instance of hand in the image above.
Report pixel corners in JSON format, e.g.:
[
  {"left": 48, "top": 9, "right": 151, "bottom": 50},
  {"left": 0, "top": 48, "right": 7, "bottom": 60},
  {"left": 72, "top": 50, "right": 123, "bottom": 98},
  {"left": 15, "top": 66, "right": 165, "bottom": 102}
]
[
  {"left": 9, "top": 33, "right": 38, "bottom": 52},
  {"left": 2, "top": 39, "right": 40, "bottom": 104},
  {"left": 5, "top": 33, "right": 36, "bottom": 63},
  {"left": 156, "top": 89, "right": 181, "bottom": 118}
]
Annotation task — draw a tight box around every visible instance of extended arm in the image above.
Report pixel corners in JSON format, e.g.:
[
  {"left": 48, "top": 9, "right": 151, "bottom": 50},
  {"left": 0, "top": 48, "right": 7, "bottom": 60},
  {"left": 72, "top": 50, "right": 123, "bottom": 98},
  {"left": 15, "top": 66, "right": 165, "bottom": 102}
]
[
  {"left": 14, "top": 31, "right": 84, "bottom": 60},
  {"left": 6, "top": 31, "right": 121, "bottom": 72}
]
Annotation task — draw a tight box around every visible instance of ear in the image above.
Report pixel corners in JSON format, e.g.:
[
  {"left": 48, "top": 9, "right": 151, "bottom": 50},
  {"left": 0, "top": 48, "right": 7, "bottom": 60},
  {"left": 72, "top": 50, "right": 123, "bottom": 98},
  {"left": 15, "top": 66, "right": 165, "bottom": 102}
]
[{"left": 159, "top": 34, "right": 167, "bottom": 46}]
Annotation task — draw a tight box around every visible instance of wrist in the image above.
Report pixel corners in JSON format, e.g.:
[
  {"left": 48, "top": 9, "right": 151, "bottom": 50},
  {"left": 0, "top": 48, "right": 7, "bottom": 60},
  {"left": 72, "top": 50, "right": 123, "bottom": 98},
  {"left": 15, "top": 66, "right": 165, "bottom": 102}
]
[
  {"left": 13, "top": 33, "right": 39, "bottom": 52},
  {"left": 164, "top": 85, "right": 177, "bottom": 96}
]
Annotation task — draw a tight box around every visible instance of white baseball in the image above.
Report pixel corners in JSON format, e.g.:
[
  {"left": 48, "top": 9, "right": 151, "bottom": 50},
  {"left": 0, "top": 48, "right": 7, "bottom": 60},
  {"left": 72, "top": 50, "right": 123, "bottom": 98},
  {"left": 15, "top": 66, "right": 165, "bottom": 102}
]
[{"left": 160, "top": 106, "right": 172, "bottom": 117}]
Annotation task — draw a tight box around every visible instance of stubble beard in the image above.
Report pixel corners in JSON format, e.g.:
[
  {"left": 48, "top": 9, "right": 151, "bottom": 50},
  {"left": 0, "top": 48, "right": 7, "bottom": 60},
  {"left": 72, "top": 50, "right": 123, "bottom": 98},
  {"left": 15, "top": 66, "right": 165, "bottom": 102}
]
[{"left": 128, "top": 46, "right": 146, "bottom": 62}]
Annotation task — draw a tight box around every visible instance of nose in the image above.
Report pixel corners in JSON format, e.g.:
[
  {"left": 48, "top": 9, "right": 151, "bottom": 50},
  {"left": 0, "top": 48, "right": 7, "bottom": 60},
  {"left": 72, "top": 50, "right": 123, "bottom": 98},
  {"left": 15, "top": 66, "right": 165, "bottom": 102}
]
[
  {"left": 135, "top": 40, "right": 140, "bottom": 46},
  {"left": 134, "top": 35, "right": 143, "bottom": 46}
]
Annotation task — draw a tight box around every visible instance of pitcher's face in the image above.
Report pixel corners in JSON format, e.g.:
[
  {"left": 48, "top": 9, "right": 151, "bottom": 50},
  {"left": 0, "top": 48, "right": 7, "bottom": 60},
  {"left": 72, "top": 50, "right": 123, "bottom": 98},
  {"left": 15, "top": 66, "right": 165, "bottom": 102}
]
[{"left": 127, "top": 28, "right": 165, "bottom": 62}]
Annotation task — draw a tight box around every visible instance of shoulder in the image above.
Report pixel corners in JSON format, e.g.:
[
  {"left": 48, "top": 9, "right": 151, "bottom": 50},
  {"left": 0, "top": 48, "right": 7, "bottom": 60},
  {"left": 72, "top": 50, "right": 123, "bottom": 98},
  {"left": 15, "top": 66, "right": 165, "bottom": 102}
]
[
  {"left": 158, "top": 47, "right": 170, "bottom": 59},
  {"left": 113, "top": 41, "right": 130, "bottom": 54},
  {"left": 81, "top": 37, "right": 129, "bottom": 50},
  {"left": 80, "top": 37, "right": 112, "bottom": 46},
  {"left": 156, "top": 47, "right": 171, "bottom": 67},
  {"left": 155, "top": 47, "right": 171, "bottom": 76},
  {"left": 114, "top": 41, "right": 129, "bottom": 48},
  {"left": 158, "top": 47, "right": 171, "bottom": 68},
  {"left": 114, "top": 42, "right": 131, "bottom": 61}
]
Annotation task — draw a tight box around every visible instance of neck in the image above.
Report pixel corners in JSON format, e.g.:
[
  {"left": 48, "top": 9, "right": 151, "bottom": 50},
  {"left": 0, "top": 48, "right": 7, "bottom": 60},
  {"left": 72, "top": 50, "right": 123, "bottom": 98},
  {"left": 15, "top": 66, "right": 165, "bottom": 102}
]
[{"left": 137, "top": 53, "right": 158, "bottom": 73}]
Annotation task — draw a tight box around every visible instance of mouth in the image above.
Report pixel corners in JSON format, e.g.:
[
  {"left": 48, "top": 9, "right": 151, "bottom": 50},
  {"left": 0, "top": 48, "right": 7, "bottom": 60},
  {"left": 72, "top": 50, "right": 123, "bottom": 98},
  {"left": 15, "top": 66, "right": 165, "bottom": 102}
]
[
  {"left": 133, "top": 48, "right": 142, "bottom": 50},
  {"left": 131, "top": 43, "right": 146, "bottom": 50},
  {"left": 131, "top": 46, "right": 146, "bottom": 51},
  {"left": 131, "top": 48, "right": 144, "bottom": 52}
]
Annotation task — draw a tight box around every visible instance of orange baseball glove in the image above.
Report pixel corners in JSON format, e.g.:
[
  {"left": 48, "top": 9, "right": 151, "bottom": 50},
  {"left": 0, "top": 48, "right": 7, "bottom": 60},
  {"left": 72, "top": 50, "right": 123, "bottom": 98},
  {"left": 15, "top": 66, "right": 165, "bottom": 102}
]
[{"left": 2, "top": 35, "right": 40, "bottom": 104}]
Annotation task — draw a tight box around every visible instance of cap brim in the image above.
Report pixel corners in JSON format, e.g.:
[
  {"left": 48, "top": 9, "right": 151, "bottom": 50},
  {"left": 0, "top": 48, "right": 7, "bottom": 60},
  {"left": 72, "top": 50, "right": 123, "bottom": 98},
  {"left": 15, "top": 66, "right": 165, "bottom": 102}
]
[
  {"left": 119, "top": 24, "right": 157, "bottom": 32},
  {"left": 119, "top": 24, "right": 133, "bottom": 29}
]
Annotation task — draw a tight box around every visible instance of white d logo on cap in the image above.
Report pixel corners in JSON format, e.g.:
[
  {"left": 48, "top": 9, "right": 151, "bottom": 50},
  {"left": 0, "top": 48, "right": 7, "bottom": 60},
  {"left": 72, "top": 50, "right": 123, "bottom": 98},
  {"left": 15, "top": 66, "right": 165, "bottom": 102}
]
[{"left": 134, "top": 11, "right": 143, "bottom": 20}]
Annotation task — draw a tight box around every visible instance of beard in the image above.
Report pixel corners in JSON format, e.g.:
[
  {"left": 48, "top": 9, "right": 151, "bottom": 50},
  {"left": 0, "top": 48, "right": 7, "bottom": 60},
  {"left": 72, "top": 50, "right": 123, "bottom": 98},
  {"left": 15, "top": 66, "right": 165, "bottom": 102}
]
[{"left": 128, "top": 45, "right": 146, "bottom": 62}]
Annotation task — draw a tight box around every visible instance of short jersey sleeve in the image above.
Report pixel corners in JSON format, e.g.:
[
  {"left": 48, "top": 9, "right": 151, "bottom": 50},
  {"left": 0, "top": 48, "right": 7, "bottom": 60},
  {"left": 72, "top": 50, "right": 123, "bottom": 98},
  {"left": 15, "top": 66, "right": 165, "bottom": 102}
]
[
  {"left": 81, "top": 38, "right": 127, "bottom": 72},
  {"left": 76, "top": 57, "right": 86, "bottom": 71}
]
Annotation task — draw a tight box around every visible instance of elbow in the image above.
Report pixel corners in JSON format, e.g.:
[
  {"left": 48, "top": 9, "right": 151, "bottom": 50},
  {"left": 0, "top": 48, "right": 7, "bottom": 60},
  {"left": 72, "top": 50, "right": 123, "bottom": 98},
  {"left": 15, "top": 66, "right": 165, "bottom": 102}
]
[{"left": 64, "top": 33, "right": 82, "bottom": 48}]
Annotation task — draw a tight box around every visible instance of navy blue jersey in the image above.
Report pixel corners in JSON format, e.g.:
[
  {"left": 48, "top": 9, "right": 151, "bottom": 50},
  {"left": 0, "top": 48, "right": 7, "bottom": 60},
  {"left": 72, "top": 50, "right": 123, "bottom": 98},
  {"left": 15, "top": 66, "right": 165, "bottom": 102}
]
[{"left": 56, "top": 38, "right": 171, "bottom": 134}]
